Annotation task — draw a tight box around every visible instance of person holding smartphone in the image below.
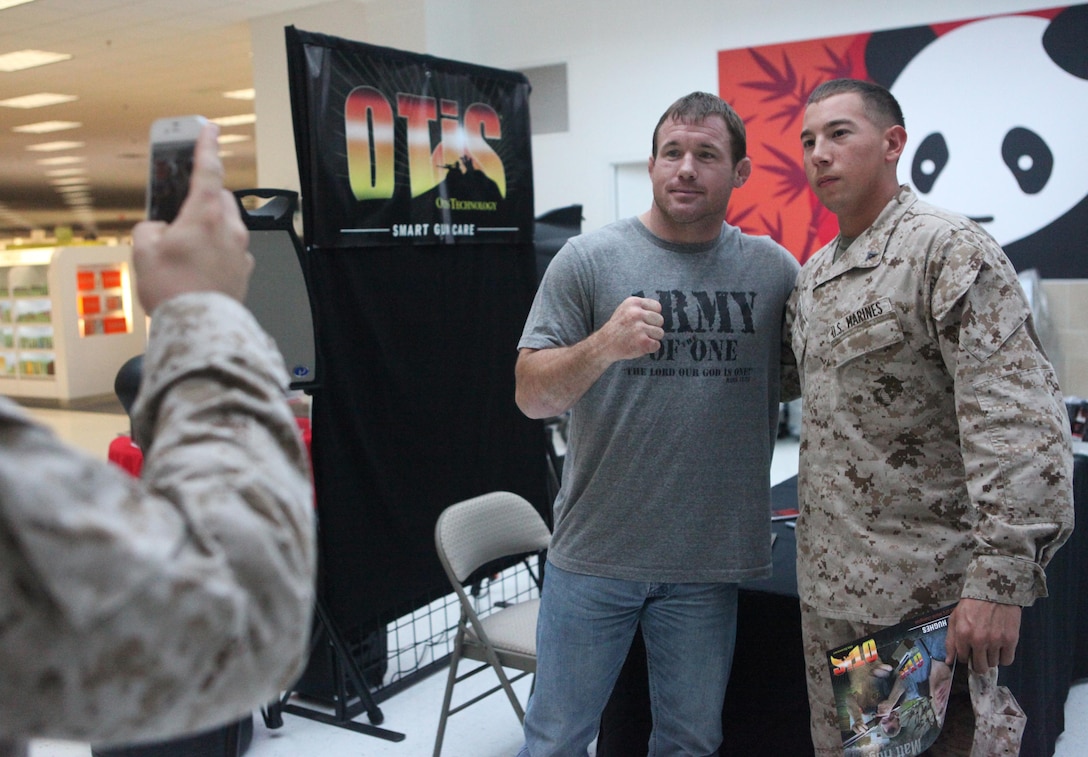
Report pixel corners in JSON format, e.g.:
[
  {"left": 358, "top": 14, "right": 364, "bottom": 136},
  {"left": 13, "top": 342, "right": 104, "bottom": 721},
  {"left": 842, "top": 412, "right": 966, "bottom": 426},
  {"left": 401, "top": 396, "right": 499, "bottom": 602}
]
[{"left": 0, "top": 123, "right": 316, "bottom": 756}]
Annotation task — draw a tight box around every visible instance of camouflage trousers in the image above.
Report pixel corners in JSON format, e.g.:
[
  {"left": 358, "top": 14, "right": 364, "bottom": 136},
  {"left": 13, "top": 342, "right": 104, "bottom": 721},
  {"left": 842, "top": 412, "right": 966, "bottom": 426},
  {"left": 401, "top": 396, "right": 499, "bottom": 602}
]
[{"left": 799, "top": 601, "right": 1026, "bottom": 756}]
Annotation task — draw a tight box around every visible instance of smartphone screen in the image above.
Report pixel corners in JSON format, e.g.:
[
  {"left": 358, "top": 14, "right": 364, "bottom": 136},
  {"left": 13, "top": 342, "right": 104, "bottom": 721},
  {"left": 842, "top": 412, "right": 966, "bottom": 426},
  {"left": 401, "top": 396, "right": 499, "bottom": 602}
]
[
  {"left": 147, "top": 140, "right": 196, "bottom": 223},
  {"left": 146, "top": 115, "right": 206, "bottom": 223}
]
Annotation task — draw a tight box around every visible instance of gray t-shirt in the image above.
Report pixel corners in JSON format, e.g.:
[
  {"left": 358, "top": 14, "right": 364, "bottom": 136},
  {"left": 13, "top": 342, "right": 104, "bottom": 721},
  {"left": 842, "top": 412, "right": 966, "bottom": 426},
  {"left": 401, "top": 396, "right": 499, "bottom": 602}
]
[{"left": 519, "top": 217, "right": 799, "bottom": 582}]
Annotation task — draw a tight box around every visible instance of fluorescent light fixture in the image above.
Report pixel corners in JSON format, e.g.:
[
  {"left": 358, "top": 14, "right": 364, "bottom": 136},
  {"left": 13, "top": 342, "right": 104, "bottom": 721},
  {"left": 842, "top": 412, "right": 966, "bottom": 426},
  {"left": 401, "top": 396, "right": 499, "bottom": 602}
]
[
  {"left": 223, "top": 88, "right": 255, "bottom": 100},
  {"left": 0, "top": 92, "right": 78, "bottom": 109},
  {"left": 27, "top": 140, "right": 84, "bottom": 152},
  {"left": 51, "top": 177, "right": 89, "bottom": 187},
  {"left": 45, "top": 167, "right": 85, "bottom": 177},
  {"left": 13, "top": 120, "right": 81, "bottom": 134},
  {"left": 216, "top": 133, "right": 250, "bottom": 144},
  {"left": 36, "top": 155, "right": 84, "bottom": 165},
  {"left": 0, "top": 0, "right": 38, "bottom": 11},
  {"left": 210, "top": 113, "right": 256, "bottom": 127},
  {"left": 0, "top": 49, "right": 72, "bottom": 72}
]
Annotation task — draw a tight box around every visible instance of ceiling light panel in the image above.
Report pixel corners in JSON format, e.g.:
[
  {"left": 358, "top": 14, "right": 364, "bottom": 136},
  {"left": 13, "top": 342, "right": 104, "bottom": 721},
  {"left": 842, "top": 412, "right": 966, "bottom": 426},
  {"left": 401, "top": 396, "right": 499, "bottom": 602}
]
[
  {"left": 0, "top": 49, "right": 72, "bottom": 72},
  {"left": 36, "top": 155, "right": 83, "bottom": 165},
  {"left": 211, "top": 113, "right": 256, "bottom": 126},
  {"left": 0, "top": 0, "right": 37, "bottom": 11},
  {"left": 27, "top": 140, "right": 84, "bottom": 152},
  {"left": 0, "top": 92, "right": 78, "bottom": 109},
  {"left": 13, "top": 120, "right": 81, "bottom": 134}
]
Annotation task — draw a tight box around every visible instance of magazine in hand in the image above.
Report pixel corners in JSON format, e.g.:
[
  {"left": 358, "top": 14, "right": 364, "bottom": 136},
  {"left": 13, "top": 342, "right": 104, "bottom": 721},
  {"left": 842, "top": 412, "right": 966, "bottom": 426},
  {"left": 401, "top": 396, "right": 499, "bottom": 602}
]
[{"left": 826, "top": 604, "right": 957, "bottom": 757}]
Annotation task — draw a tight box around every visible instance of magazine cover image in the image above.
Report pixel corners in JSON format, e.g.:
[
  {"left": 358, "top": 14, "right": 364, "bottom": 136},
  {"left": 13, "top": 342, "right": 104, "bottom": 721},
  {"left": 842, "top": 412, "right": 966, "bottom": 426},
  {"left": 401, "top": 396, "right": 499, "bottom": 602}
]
[{"left": 828, "top": 606, "right": 956, "bottom": 757}]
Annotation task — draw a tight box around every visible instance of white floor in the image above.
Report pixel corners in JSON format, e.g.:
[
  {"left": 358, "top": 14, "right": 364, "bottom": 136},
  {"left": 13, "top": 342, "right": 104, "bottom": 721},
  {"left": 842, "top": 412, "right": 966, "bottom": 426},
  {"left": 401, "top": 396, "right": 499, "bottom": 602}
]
[{"left": 17, "top": 407, "right": 1088, "bottom": 757}]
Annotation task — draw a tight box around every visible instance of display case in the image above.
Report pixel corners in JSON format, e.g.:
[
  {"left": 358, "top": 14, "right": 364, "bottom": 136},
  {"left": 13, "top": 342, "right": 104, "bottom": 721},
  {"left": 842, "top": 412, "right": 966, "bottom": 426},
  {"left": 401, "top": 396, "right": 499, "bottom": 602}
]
[{"left": 0, "top": 245, "right": 147, "bottom": 403}]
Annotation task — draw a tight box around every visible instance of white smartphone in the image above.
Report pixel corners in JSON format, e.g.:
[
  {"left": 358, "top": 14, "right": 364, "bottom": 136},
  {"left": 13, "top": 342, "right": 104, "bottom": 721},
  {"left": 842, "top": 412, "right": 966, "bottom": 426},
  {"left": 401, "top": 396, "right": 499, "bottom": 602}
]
[{"left": 146, "top": 115, "right": 208, "bottom": 222}]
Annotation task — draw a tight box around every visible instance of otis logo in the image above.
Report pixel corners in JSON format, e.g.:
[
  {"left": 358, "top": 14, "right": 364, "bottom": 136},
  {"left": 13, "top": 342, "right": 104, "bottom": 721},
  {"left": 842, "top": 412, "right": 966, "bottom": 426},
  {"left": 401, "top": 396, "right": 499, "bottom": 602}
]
[{"left": 345, "top": 87, "right": 507, "bottom": 202}]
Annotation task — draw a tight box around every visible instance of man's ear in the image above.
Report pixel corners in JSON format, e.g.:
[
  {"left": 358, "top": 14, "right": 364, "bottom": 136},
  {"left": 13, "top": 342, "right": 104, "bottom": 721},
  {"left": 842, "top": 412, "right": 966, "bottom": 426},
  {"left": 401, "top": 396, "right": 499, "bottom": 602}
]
[
  {"left": 734, "top": 156, "right": 753, "bottom": 187},
  {"left": 885, "top": 125, "right": 907, "bottom": 164}
]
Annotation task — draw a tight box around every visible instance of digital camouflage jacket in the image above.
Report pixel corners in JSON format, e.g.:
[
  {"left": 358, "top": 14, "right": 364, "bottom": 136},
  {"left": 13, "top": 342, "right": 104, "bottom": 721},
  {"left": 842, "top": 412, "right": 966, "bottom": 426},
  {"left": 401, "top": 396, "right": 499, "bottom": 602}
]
[
  {"left": 785, "top": 186, "right": 1074, "bottom": 626},
  {"left": 0, "top": 293, "right": 316, "bottom": 756}
]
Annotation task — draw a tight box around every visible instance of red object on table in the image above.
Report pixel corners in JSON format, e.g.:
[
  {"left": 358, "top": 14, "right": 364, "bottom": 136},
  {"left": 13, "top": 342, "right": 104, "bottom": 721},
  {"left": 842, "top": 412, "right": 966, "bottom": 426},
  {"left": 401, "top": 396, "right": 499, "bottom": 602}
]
[{"left": 107, "top": 434, "right": 145, "bottom": 477}]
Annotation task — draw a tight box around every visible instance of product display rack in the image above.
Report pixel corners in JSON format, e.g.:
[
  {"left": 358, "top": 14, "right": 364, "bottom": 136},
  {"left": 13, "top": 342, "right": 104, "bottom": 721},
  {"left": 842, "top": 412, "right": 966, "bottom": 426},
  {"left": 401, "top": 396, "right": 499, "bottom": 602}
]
[{"left": 0, "top": 245, "right": 147, "bottom": 404}]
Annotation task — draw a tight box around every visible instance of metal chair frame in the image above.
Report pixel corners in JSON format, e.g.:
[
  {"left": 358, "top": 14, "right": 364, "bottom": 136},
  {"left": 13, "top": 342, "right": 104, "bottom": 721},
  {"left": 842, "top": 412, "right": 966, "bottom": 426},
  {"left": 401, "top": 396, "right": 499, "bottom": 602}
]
[{"left": 432, "top": 491, "right": 550, "bottom": 757}]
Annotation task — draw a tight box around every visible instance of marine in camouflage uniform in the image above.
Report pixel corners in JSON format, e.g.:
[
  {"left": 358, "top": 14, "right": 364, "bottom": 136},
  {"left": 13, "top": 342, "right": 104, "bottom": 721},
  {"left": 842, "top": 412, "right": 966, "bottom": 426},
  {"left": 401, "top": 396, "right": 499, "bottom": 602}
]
[
  {"left": 786, "top": 186, "right": 1074, "bottom": 755},
  {"left": 0, "top": 292, "right": 317, "bottom": 757},
  {"left": 786, "top": 78, "right": 1074, "bottom": 757}
]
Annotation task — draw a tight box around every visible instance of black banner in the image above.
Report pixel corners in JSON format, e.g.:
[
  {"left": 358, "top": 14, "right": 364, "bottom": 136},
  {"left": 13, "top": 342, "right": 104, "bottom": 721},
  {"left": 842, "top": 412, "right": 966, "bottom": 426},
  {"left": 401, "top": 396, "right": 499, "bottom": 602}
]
[
  {"left": 287, "top": 27, "right": 534, "bottom": 249},
  {"left": 285, "top": 27, "right": 547, "bottom": 635}
]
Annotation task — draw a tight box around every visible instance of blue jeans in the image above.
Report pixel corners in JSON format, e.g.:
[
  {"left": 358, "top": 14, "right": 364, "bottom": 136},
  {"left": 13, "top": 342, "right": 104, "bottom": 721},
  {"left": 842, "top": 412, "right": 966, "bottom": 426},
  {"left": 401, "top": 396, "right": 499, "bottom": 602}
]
[{"left": 517, "top": 562, "right": 738, "bottom": 757}]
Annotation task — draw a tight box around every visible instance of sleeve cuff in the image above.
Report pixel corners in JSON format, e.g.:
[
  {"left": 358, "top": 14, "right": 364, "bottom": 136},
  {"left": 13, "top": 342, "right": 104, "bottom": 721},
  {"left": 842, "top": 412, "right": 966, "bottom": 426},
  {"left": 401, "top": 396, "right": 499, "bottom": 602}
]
[{"left": 961, "top": 553, "right": 1048, "bottom": 607}]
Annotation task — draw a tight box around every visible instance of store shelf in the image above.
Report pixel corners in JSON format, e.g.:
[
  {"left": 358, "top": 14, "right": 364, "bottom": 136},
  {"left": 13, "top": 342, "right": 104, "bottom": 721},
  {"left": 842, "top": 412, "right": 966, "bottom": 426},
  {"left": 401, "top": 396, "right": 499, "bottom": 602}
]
[{"left": 0, "top": 246, "right": 147, "bottom": 403}]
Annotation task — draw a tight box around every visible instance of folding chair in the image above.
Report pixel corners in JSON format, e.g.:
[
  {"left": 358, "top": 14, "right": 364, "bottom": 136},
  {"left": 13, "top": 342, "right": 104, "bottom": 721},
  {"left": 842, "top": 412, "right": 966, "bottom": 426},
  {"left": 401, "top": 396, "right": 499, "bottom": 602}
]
[{"left": 432, "top": 491, "right": 551, "bottom": 757}]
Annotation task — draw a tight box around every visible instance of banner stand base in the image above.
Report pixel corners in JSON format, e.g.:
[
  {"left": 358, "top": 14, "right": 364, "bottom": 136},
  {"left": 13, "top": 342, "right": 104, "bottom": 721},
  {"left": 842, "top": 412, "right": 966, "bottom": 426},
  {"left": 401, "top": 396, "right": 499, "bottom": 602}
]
[{"left": 263, "top": 600, "right": 406, "bottom": 743}]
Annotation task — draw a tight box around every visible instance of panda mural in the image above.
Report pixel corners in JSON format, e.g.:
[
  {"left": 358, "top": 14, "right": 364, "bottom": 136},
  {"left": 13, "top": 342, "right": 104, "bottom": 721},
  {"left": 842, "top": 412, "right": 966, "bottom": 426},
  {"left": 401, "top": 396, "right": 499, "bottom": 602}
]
[{"left": 867, "top": 5, "right": 1088, "bottom": 279}]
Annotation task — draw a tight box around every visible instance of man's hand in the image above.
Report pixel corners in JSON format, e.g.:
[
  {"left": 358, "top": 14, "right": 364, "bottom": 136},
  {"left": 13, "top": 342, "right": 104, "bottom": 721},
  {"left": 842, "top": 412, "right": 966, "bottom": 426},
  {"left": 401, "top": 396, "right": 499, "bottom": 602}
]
[
  {"left": 598, "top": 296, "right": 665, "bottom": 360},
  {"left": 132, "top": 122, "right": 252, "bottom": 314},
  {"left": 945, "top": 598, "right": 1021, "bottom": 672}
]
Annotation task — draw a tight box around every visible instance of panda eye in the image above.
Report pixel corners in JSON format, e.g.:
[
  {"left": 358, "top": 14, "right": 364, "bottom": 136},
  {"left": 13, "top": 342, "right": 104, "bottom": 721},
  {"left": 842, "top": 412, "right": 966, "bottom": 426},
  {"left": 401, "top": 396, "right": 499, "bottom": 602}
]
[
  {"left": 911, "top": 133, "right": 948, "bottom": 194},
  {"left": 1002, "top": 127, "right": 1053, "bottom": 195}
]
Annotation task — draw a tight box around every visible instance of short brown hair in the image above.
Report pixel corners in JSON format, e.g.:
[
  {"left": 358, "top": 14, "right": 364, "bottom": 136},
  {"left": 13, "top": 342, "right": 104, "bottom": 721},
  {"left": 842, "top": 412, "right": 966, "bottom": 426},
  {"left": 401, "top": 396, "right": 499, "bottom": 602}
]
[
  {"left": 651, "top": 92, "right": 747, "bottom": 165},
  {"left": 808, "top": 78, "right": 905, "bottom": 130}
]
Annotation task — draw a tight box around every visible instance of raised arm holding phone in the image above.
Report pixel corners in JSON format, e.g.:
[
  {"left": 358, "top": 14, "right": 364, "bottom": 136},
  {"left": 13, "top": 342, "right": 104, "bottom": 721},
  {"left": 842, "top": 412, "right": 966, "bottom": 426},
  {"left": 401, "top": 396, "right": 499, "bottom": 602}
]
[{"left": 0, "top": 122, "right": 316, "bottom": 757}]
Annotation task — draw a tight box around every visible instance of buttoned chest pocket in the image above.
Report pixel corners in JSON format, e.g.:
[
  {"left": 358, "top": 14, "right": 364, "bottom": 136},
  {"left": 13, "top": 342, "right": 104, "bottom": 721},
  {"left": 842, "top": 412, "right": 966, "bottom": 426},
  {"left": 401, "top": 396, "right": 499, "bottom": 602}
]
[{"left": 829, "top": 311, "right": 944, "bottom": 426}]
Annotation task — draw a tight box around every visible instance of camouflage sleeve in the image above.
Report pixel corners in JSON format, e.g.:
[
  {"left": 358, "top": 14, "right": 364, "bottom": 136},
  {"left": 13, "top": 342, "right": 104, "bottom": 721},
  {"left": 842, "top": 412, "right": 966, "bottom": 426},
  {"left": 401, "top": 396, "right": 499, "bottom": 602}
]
[
  {"left": 0, "top": 292, "right": 316, "bottom": 744},
  {"left": 931, "top": 236, "right": 1074, "bottom": 607},
  {"left": 780, "top": 287, "right": 801, "bottom": 402}
]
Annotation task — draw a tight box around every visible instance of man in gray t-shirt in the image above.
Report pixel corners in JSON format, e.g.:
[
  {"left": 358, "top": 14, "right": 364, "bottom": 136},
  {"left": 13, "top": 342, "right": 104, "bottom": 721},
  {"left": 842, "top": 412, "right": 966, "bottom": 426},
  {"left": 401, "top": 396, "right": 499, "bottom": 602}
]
[{"left": 515, "top": 92, "right": 799, "bottom": 757}]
